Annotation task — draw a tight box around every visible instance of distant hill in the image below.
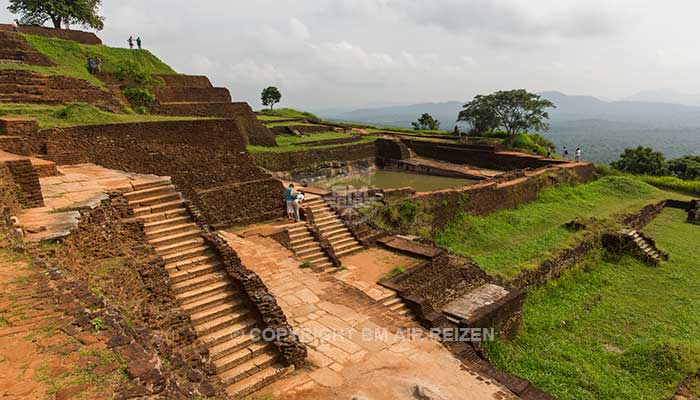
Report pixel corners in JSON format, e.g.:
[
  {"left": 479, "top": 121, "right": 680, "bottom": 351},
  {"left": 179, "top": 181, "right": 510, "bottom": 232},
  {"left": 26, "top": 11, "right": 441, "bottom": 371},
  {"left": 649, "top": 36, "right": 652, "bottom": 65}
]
[
  {"left": 322, "top": 92, "right": 700, "bottom": 163},
  {"left": 622, "top": 89, "right": 700, "bottom": 108}
]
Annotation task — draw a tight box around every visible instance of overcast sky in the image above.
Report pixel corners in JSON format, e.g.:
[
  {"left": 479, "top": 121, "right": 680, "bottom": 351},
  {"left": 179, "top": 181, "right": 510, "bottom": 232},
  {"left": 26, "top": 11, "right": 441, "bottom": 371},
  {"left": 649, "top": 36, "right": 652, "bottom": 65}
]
[{"left": 3, "top": 0, "right": 700, "bottom": 111}]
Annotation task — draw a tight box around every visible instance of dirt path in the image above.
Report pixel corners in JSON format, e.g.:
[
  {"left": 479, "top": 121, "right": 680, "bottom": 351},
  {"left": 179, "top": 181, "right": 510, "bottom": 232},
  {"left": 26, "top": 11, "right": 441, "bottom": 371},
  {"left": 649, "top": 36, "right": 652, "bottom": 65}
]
[{"left": 0, "top": 249, "right": 123, "bottom": 399}]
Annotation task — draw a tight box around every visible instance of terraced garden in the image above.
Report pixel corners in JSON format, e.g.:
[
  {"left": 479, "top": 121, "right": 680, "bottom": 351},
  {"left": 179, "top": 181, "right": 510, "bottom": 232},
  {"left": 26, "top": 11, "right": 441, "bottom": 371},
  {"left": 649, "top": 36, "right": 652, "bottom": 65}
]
[
  {"left": 484, "top": 208, "right": 700, "bottom": 399},
  {"left": 435, "top": 176, "right": 691, "bottom": 279}
]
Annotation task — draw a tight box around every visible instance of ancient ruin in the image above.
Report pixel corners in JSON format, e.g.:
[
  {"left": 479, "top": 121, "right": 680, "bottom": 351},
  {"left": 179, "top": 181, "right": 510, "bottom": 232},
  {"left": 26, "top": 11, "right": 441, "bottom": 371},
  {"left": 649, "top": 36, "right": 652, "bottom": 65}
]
[{"left": 1, "top": 23, "right": 699, "bottom": 400}]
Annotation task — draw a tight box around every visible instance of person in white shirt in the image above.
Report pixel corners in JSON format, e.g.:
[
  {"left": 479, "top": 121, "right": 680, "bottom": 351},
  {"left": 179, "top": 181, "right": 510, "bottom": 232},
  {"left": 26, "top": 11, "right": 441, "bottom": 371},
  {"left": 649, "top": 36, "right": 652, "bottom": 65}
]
[
  {"left": 575, "top": 148, "right": 582, "bottom": 162},
  {"left": 11, "top": 19, "right": 19, "bottom": 32}
]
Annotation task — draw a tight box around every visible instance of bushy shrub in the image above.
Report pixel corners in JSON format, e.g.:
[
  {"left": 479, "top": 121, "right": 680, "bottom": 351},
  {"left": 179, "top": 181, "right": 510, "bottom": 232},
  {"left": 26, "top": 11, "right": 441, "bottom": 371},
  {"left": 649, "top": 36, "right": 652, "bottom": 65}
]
[
  {"left": 122, "top": 87, "right": 156, "bottom": 114},
  {"left": 641, "top": 175, "right": 700, "bottom": 195},
  {"left": 382, "top": 200, "right": 418, "bottom": 227},
  {"left": 611, "top": 146, "right": 668, "bottom": 176},
  {"left": 668, "top": 156, "right": 700, "bottom": 180}
]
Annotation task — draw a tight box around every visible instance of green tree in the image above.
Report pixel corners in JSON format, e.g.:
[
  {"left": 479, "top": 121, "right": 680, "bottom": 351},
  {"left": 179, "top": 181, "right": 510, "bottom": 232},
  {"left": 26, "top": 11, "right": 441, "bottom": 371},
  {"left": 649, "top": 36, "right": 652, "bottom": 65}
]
[
  {"left": 412, "top": 113, "right": 440, "bottom": 131},
  {"left": 458, "top": 97, "right": 499, "bottom": 135},
  {"left": 261, "top": 86, "right": 282, "bottom": 110},
  {"left": 8, "top": 0, "right": 105, "bottom": 30},
  {"left": 611, "top": 146, "right": 668, "bottom": 175},
  {"left": 459, "top": 89, "right": 555, "bottom": 138},
  {"left": 667, "top": 155, "right": 700, "bottom": 180}
]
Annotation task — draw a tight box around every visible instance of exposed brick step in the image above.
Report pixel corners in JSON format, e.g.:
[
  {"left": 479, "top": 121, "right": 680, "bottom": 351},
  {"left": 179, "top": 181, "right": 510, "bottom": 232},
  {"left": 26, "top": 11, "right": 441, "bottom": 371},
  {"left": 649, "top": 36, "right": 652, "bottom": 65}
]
[
  {"left": 180, "top": 289, "right": 240, "bottom": 314},
  {"left": 132, "top": 199, "right": 186, "bottom": 217},
  {"left": 150, "top": 228, "right": 203, "bottom": 247},
  {"left": 169, "top": 261, "right": 221, "bottom": 284},
  {"left": 172, "top": 271, "right": 229, "bottom": 295},
  {"left": 124, "top": 184, "right": 177, "bottom": 201},
  {"left": 219, "top": 350, "right": 279, "bottom": 386},
  {"left": 143, "top": 215, "right": 192, "bottom": 231},
  {"left": 175, "top": 279, "right": 232, "bottom": 305},
  {"left": 145, "top": 222, "right": 198, "bottom": 240},
  {"left": 214, "top": 342, "right": 271, "bottom": 373},
  {"left": 226, "top": 363, "right": 293, "bottom": 399},
  {"left": 210, "top": 331, "right": 261, "bottom": 362},
  {"left": 128, "top": 191, "right": 181, "bottom": 207},
  {"left": 162, "top": 245, "right": 212, "bottom": 264},
  {"left": 199, "top": 318, "right": 258, "bottom": 348},
  {"left": 190, "top": 299, "right": 247, "bottom": 326},
  {"left": 194, "top": 309, "right": 253, "bottom": 337},
  {"left": 155, "top": 236, "right": 206, "bottom": 256}
]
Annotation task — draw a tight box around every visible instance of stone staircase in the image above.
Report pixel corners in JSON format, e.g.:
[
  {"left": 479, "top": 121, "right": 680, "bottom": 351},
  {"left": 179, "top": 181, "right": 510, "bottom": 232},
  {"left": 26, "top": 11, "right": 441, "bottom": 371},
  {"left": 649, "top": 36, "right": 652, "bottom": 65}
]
[
  {"left": 287, "top": 222, "right": 334, "bottom": 269},
  {"left": 379, "top": 292, "right": 414, "bottom": 319},
  {"left": 625, "top": 229, "right": 668, "bottom": 265},
  {"left": 125, "top": 179, "right": 293, "bottom": 398},
  {"left": 304, "top": 197, "right": 363, "bottom": 258}
]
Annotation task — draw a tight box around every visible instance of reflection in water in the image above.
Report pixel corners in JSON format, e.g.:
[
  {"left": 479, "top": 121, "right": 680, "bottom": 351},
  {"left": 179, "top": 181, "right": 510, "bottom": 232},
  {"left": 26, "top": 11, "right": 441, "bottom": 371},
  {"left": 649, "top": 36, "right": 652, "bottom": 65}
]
[{"left": 314, "top": 170, "right": 479, "bottom": 192}]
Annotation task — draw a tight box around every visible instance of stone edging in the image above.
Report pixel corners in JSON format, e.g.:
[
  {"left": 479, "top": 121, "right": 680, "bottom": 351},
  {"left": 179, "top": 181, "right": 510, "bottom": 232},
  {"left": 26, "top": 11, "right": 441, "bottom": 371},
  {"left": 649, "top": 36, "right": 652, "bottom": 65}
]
[{"left": 184, "top": 200, "right": 308, "bottom": 368}]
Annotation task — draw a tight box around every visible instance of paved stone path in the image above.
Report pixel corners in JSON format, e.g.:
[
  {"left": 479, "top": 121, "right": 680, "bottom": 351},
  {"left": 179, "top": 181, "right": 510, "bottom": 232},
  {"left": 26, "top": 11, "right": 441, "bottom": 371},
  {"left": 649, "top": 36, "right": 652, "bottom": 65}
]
[
  {"left": 17, "top": 164, "right": 168, "bottom": 241},
  {"left": 221, "top": 232, "right": 516, "bottom": 400}
]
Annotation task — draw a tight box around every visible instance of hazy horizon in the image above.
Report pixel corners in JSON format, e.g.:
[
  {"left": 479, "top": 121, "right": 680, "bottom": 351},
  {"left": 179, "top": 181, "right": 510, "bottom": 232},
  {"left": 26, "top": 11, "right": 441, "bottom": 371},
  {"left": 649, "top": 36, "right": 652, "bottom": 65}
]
[{"left": 3, "top": 1, "right": 700, "bottom": 111}]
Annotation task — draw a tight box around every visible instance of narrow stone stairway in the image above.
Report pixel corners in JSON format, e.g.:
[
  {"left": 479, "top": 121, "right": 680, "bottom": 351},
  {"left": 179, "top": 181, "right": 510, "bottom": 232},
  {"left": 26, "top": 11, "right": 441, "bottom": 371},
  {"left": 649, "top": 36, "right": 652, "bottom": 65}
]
[
  {"left": 625, "top": 229, "right": 667, "bottom": 264},
  {"left": 304, "top": 197, "right": 363, "bottom": 258},
  {"left": 287, "top": 222, "right": 334, "bottom": 269},
  {"left": 379, "top": 292, "right": 414, "bottom": 319},
  {"left": 125, "top": 178, "right": 293, "bottom": 398}
]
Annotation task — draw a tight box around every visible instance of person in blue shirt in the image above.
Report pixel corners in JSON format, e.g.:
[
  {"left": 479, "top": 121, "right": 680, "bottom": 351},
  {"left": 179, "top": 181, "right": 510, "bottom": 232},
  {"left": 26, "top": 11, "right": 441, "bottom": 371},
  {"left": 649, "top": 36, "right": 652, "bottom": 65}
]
[{"left": 284, "top": 184, "right": 296, "bottom": 221}]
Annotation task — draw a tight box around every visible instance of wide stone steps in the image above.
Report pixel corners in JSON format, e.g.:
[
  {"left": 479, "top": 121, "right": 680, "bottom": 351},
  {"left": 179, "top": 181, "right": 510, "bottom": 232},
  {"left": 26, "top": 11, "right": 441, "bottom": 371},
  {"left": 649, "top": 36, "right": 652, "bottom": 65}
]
[
  {"left": 171, "top": 271, "right": 228, "bottom": 295},
  {"left": 145, "top": 222, "right": 198, "bottom": 240},
  {"left": 214, "top": 342, "right": 270, "bottom": 373},
  {"left": 194, "top": 310, "right": 252, "bottom": 337},
  {"left": 155, "top": 237, "right": 205, "bottom": 256},
  {"left": 219, "top": 350, "right": 279, "bottom": 386},
  {"left": 226, "top": 363, "right": 293, "bottom": 399},
  {"left": 131, "top": 180, "right": 289, "bottom": 397},
  {"left": 162, "top": 245, "right": 212, "bottom": 264}
]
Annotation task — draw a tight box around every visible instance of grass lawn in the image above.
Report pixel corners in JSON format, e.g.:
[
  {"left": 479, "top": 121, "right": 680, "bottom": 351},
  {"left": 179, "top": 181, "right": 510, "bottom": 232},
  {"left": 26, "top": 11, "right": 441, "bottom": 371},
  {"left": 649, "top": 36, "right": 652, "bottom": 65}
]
[
  {"left": 434, "top": 176, "right": 691, "bottom": 279},
  {"left": 248, "top": 133, "right": 378, "bottom": 153},
  {"left": 0, "top": 33, "right": 175, "bottom": 89},
  {"left": 484, "top": 208, "right": 700, "bottom": 399},
  {"left": 257, "top": 108, "right": 320, "bottom": 120},
  {"left": 264, "top": 121, "right": 319, "bottom": 127},
  {"left": 0, "top": 103, "right": 207, "bottom": 129}
]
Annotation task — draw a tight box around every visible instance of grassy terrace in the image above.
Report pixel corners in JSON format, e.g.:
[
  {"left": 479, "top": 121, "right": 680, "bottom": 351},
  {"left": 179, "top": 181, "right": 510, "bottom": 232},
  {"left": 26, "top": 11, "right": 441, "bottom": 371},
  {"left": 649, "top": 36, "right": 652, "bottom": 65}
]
[
  {"left": 1, "top": 34, "right": 176, "bottom": 89},
  {"left": 248, "top": 132, "right": 378, "bottom": 153},
  {"left": 435, "top": 176, "right": 691, "bottom": 280},
  {"left": 485, "top": 208, "right": 700, "bottom": 399},
  {"left": 0, "top": 103, "right": 206, "bottom": 129}
]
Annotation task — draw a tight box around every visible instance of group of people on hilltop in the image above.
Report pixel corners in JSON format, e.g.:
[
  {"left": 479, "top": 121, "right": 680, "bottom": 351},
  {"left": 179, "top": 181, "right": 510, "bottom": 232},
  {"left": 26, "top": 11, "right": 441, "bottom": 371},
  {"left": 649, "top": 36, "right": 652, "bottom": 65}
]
[
  {"left": 284, "top": 184, "right": 306, "bottom": 222},
  {"left": 548, "top": 146, "right": 582, "bottom": 162},
  {"left": 86, "top": 56, "right": 103, "bottom": 75},
  {"left": 128, "top": 36, "right": 142, "bottom": 49}
]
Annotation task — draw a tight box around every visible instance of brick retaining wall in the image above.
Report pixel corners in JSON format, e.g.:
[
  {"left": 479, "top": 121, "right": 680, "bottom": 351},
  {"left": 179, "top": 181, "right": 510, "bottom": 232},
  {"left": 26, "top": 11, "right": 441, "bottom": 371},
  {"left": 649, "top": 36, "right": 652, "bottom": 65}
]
[
  {"left": 41, "top": 119, "right": 283, "bottom": 227},
  {"left": 3, "top": 159, "right": 43, "bottom": 208},
  {"left": 253, "top": 142, "right": 377, "bottom": 171},
  {"left": 0, "top": 163, "right": 20, "bottom": 217},
  {"left": 0, "top": 25, "right": 102, "bottom": 45}
]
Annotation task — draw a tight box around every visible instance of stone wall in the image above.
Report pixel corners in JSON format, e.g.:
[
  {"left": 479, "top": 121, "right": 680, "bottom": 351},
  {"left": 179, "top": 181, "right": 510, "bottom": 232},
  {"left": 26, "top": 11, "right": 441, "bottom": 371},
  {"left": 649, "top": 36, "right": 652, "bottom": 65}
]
[
  {"left": 3, "top": 159, "right": 44, "bottom": 208},
  {"left": 388, "top": 254, "right": 490, "bottom": 310},
  {"left": 0, "top": 117, "right": 38, "bottom": 135},
  {"left": 41, "top": 119, "right": 284, "bottom": 227},
  {"left": 152, "top": 74, "right": 212, "bottom": 88},
  {"left": 0, "top": 31, "right": 54, "bottom": 66},
  {"left": 688, "top": 200, "right": 700, "bottom": 225},
  {"left": 152, "top": 87, "right": 232, "bottom": 103},
  {"left": 375, "top": 138, "right": 413, "bottom": 160},
  {"left": 411, "top": 164, "right": 595, "bottom": 231},
  {"left": 0, "top": 163, "right": 20, "bottom": 217},
  {"left": 0, "top": 24, "right": 102, "bottom": 44},
  {"left": 270, "top": 125, "right": 333, "bottom": 135},
  {"left": 253, "top": 142, "right": 377, "bottom": 172},
  {"left": 0, "top": 69, "right": 124, "bottom": 113},
  {"left": 402, "top": 139, "right": 566, "bottom": 171}
]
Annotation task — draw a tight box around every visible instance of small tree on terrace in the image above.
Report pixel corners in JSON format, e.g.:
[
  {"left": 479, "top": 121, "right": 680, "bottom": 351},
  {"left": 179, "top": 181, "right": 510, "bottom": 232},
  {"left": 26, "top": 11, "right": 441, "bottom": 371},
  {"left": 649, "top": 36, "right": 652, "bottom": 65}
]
[
  {"left": 261, "top": 86, "right": 282, "bottom": 110},
  {"left": 412, "top": 113, "right": 440, "bottom": 131},
  {"left": 8, "top": 0, "right": 105, "bottom": 30},
  {"left": 459, "top": 89, "right": 555, "bottom": 139}
]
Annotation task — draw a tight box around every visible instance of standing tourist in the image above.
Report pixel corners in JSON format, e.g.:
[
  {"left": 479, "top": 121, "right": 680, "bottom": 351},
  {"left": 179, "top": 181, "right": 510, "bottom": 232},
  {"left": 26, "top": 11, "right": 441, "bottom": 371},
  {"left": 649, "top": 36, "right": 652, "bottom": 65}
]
[
  {"left": 11, "top": 19, "right": 19, "bottom": 32},
  {"left": 547, "top": 146, "right": 553, "bottom": 158},
  {"left": 128, "top": 36, "right": 134, "bottom": 49},
  {"left": 562, "top": 146, "right": 569, "bottom": 160},
  {"left": 285, "top": 184, "right": 296, "bottom": 221},
  {"left": 86, "top": 58, "right": 95, "bottom": 74},
  {"left": 94, "top": 56, "right": 103, "bottom": 73},
  {"left": 575, "top": 148, "right": 582, "bottom": 162},
  {"left": 136, "top": 37, "right": 142, "bottom": 49}
]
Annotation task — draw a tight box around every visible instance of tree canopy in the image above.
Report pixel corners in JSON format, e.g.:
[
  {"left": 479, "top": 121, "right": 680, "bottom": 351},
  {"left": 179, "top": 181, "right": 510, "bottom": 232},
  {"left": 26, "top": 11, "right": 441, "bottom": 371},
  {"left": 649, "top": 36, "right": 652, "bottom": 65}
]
[
  {"left": 412, "top": 113, "right": 440, "bottom": 131},
  {"left": 459, "top": 89, "right": 555, "bottom": 137},
  {"left": 611, "top": 146, "right": 668, "bottom": 175},
  {"left": 667, "top": 155, "right": 700, "bottom": 180},
  {"left": 261, "top": 86, "right": 282, "bottom": 110},
  {"left": 8, "top": 0, "right": 105, "bottom": 30}
]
